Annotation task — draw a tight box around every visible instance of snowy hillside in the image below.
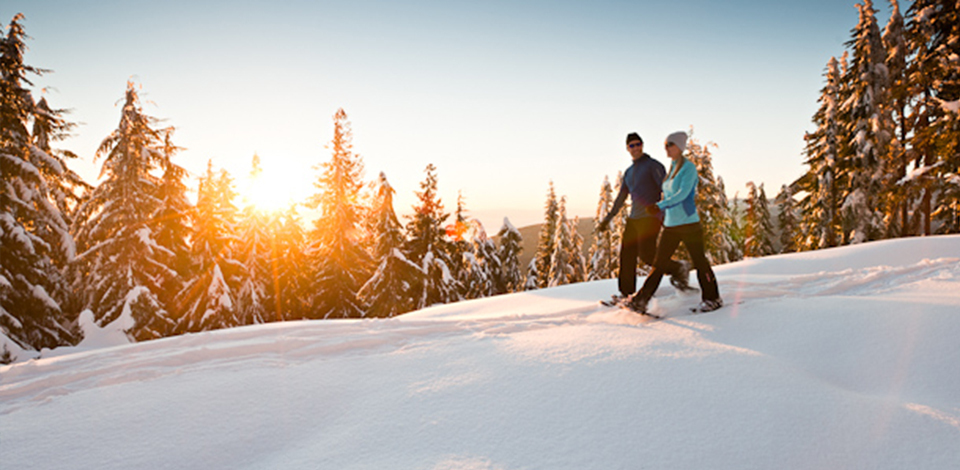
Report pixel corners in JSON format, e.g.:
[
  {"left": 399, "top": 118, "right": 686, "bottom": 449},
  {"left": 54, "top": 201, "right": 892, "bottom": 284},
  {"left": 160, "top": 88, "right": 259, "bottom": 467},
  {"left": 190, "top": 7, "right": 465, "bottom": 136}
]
[{"left": 2, "top": 236, "right": 959, "bottom": 469}]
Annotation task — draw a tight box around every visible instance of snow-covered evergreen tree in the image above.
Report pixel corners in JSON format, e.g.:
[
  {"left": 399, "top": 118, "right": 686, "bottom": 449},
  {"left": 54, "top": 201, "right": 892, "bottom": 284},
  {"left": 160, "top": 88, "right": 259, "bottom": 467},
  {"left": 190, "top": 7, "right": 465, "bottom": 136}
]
[
  {"left": 775, "top": 184, "right": 800, "bottom": 254},
  {"left": 534, "top": 181, "right": 559, "bottom": 288},
  {"left": 306, "top": 109, "right": 373, "bottom": 319},
  {"left": 547, "top": 197, "right": 577, "bottom": 287},
  {"left": 151, "top": 133, "right": 192, "bottom": 320},
  {"left": 685, "top": 132, "right": 741, "bottom": 264},
  {"left": 883, "top": 0, "right": 913, "bottom": 236},
  {"left": 743, "top": 182, "right": 776, "bottom": 258},
  {"left": 797, "top": 55, "right": 845, "bottom": 250},
  {"left": 275, "top": 205, "right": 309, "bottom": 320},
  {"left": 448, "top": 192, "right": 473, "bottom": 297},
  {"left": 905, "top": 0, "right": 960, "bottom": 234},
  {"left": 175, "top": 162, "right": 243, "bottom": 333},
  {"left": 359, "top": 172, "right": 422, "bottom": 318},
  {"left": 467, "top": 220, "right": 501, "bottom": 298},
  {"left": 524, "top": 258, "right": 539, "bottom": 291},
  {"left": 840, "top": 0, "right": 893, "bottom": 244},
  {"left": 72, "top": 83, "right": 179, "bottom": 341},
  {"left": 235, "top": 155, "right": 277, "bottom": 325},
  {"left": 0, "top": 14, "right": 80, "bottom": 351},
  {"left": 496, "top": 217, "right": 524, "bottom": 294},
  {"left": 404, "top": 164, "right": 460, "bottom": 308},
  {"left": 588, "top": 175, "right": 615, "bottom": 281}
]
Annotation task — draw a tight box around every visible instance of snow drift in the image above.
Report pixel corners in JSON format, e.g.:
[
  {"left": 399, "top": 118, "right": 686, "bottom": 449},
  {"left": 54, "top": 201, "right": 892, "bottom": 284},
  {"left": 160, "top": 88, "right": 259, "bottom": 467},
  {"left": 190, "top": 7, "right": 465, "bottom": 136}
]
[{"left": 2, "top": 235, "right": 959, "bottom": 469}]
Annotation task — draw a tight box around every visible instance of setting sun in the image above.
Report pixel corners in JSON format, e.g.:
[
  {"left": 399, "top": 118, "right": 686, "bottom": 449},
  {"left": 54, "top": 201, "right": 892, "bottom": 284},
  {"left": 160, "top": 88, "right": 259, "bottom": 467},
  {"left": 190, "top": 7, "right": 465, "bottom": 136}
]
[{"left": 238, "top": 154, "right": 304, "bottom": 213}]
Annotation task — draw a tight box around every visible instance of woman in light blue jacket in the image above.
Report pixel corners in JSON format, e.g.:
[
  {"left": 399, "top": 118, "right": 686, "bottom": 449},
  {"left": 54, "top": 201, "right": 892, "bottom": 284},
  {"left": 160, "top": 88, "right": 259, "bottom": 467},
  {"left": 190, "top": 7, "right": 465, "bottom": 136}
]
[{"left": 628, "top": 131, "right": 722, "bottom": 314}]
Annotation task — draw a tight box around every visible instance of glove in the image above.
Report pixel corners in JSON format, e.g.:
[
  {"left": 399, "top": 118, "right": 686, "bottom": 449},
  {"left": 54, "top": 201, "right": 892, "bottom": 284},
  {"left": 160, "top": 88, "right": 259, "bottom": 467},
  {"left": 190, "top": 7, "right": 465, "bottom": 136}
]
[{"left": 646, "top": 205, "right": 662, "bottom": 216}]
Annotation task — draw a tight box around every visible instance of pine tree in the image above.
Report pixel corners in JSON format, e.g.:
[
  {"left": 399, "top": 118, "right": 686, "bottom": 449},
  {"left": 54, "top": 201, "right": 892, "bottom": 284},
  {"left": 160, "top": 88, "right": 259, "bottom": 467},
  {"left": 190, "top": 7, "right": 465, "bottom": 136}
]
[
  {"left": 306, "top": 109, "right": 373, "bottom": 319},
  {"left": 775, "top": 184, "right": 800, "bottom": 254},
  {"left": 797, "top": 55, "right": 845, "bottom": 250},
  {"left": 534, "top": 181, "right": 560, "bottom": 288},
  {"left": 685, "top": 131, "right": 740, "bottom": 264},
  {"left": 840, "top": 0, "right": 893, "bottom": 244},
  {"left": 883, "top": 0, "right": 913, "bottom": 236},
  {"left": 235, "top": 155, "right": 277, "bottom": 325},
  {"left": 448, "top": 192, "right": 472, "bottom": 296},
  {"left": 404, "top": 164, "right": 460, "bottom": 308},
  {"left": 152, "top": 133, "right": 192, "bottom": 321},
  {"left": 359, "top": 172, "right": 423, "bottom": 317},
  {"left": 905, "top": 0, "right": 960, "bottom": 234},
  {"left": 275, "top": 205, "right": 309, "bottom": 320},
  {"left": 469, "top": 220, "right": 501, "bottom": 298},
  {"left": 610, "top": 171, "right": 629, "bottom": 279},
  {"left": 547, "top": 197, "right": 577, "bottom": 287},
  {"left": 0, "top": 14, "right": 80, "bottom": 351},
  {"left": 588, "top": 176, "right": 616, "bottom": 281},
  {"left": 496, "top": 217, "right": 524, "bottom": 294},
  {"left": 175, "top": 162, "right": 243, "bottom": 333},
  {"left": 72, "top": 83, "right": 180, "bottom": 341},
  {"left": 743, "top": 182, "right": 776, "bottom": 257}
]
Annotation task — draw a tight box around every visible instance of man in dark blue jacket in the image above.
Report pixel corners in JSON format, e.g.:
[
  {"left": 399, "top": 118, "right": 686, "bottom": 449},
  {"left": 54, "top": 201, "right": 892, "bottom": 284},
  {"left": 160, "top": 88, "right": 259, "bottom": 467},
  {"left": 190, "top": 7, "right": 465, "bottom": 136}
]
[{"left": 598, "top": 133, "right": 690, "bottom": 301}]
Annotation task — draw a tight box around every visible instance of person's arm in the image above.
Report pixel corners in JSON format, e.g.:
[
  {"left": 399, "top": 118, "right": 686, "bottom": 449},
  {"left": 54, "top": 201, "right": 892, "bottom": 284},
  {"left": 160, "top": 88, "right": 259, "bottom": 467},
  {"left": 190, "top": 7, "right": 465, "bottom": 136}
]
[{"left": 657, "top": 162, "right": 697, "bottom": 210}]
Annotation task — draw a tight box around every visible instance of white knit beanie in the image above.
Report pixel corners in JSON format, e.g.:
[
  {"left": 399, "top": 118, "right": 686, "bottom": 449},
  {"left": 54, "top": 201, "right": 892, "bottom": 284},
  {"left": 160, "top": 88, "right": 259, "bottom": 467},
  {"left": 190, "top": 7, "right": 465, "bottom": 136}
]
[{"left": 666, "top": 131, "right": 687, "bottom": 153}]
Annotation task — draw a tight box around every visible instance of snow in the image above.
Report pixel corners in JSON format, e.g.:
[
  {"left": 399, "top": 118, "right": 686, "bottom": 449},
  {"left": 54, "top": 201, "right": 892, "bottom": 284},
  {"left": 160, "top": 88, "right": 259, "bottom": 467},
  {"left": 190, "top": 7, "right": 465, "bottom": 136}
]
[{"left": 2, "top": 236, "right": 960, "bottom": 469}]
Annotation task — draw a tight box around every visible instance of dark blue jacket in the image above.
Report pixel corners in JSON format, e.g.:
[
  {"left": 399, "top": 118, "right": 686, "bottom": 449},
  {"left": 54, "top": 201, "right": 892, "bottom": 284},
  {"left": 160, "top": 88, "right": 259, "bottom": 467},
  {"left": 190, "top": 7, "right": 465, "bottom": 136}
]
[{"left": 606, "top": 154, "right": 666, "bottom": 221}]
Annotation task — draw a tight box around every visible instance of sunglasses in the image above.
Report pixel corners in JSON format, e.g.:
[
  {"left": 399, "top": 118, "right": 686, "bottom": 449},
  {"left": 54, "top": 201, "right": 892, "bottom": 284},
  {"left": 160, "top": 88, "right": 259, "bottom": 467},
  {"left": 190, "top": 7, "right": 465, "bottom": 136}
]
[{"left": 628, "top": 142, "right": 643, "bottom": 149}]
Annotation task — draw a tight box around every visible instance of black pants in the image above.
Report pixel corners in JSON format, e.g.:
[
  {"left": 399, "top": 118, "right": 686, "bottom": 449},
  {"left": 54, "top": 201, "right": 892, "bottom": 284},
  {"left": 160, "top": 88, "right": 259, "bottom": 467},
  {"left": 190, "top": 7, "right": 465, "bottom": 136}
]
[
  {"left": 619, "top": 217, "right": 680, "bottom": 296},
  {"left": 638, "top": 222, "right": 719, "bottom": 302}
]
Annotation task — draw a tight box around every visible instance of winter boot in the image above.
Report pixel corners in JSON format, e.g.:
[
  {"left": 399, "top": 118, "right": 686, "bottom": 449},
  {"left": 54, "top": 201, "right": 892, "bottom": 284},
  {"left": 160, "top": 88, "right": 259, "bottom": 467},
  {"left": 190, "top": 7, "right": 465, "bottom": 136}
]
[{"left": 695, "top": 298, "right": 723, "bottom": 313}]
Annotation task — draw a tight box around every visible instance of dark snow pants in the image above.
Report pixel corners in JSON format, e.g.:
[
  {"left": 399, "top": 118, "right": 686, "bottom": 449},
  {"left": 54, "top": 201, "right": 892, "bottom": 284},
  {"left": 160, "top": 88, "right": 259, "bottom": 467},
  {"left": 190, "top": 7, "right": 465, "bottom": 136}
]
[
  {"left": 619, "top": 217, "right": 680, "bottom": 296},
  {"left": 638, "top": 221, "right": 720, "bottom": 302}
]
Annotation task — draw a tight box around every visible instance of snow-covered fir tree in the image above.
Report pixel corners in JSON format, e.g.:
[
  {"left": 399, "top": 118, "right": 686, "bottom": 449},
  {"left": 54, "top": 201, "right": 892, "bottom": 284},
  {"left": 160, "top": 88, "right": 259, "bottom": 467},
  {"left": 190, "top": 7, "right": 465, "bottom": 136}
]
[
  {"left": 685, "top": 132, "right": 741, "bottom": 264},
  {"left": 775, "top": 184, "right": 800, "bottom": 254},
  {"left": 533, "top": 181, "right": 559, "bottom": 288},
  {"left": 743, "top": 182, "right": 776, "bottom": 258},
  {"left": 404, "top": 164, "right": 460, "bottom": 308},
  {"left": 467, "top": 220, "right": 501, "bottom": 298},
  {"left": 448, "top": 192, "right": 473, "bottom": 297},
  {"left": 0, "top": 14, "right": 80, "bottom": 352},
  {"left": 235, "top": 155, "right": 278, "bottom": 325},
  {"left": 175, "top": 162, "right": 243, "bottom": 333},
  {"left": 797, "top": 55, "right": 845, "bottom": 250},
  {"left": 610, "top": 171, "right": 629, "bottom": 279},
  {"left": 274, "top": 205, "right": 309, "bottom": 320},
  {"left": 840, "top": 0, "right": 894, "bottom": 244},
  {"left": 588, "top": 175, "right": 616, "bottom": 281},
  {"left": 547, "top": 197, "right": 578, "bottom": 287},
  {"left": 524, "top": 258, "right": 539, "bottom": 291},
  {"left": 496, "top": 217, "right": 524, "bottom": 294},
  {"left": 883, "top": 0, "right": 912, "bottom": 236},
  {"left": 71, "top": 83, "right": 181, "bottom": 342},
  {"left": 151, "top": 135, "right": 192, "bottom": 312},
  {"left": 306, "top": 109, "right": 373, "bottom": 319},
  {"left": 359, "top": 172, "right": 423, "bottom": 318},
  {"left": 905, "top": 0, "right": 960, "bottom": 234}
]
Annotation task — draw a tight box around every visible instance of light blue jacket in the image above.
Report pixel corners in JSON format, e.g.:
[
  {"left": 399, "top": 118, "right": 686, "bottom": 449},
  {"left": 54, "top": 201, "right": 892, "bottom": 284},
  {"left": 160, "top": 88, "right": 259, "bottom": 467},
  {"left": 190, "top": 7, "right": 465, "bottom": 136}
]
[{"left": 656, "top": 158, "right": 700, "bottom": 227}]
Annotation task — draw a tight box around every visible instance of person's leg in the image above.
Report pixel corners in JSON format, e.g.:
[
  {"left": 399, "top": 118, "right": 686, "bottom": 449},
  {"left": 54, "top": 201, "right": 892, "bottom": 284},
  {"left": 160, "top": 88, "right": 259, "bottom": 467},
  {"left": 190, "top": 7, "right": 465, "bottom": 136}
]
[
  {"left": 618, "top": 219, "right": 640, "bottom": 296},
  {"left": 679, "top": 223, "right": 720, "bottom": 302},
  {"left": 636, "top": 217, "right": 661, "bottom": 268},
  {"left": 636, "top": 225, "right": 683, "bottom": 302}
]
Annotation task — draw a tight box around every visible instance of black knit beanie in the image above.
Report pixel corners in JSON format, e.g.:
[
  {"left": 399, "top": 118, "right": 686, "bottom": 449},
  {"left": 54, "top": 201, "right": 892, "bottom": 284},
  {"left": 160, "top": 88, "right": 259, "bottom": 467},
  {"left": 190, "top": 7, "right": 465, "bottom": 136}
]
[{"left": 626, "top": 133, "right": 643, "bottom": 145}]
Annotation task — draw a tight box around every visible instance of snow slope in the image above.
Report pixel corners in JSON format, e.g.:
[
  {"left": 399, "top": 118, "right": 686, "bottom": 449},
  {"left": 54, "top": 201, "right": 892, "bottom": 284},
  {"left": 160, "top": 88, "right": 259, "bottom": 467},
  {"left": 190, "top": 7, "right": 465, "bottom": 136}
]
[{"left": 2, "top": 235, "right": 960, "bottom": 469}]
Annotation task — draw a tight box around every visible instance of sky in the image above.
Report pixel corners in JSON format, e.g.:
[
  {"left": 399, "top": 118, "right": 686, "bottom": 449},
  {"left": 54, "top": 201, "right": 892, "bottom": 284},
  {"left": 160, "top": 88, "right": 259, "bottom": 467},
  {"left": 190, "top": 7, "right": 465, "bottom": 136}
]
[{"left": 3, "top": 0, "right": 899, "bottom": 230}]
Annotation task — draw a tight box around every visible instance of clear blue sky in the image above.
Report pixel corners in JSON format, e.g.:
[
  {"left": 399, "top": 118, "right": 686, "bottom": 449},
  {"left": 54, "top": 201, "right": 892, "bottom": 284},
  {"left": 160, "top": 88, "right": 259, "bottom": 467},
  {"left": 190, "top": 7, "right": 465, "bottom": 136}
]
[{"left": 3, "top": 0, "right": 899, "bottom": 230}]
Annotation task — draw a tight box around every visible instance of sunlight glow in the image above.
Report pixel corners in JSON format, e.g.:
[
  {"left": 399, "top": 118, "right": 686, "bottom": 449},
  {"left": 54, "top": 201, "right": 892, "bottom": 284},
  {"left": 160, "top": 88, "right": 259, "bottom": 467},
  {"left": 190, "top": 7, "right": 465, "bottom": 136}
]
[{"left": 238, "top": 155, "right": 303, "bottom": 213}]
